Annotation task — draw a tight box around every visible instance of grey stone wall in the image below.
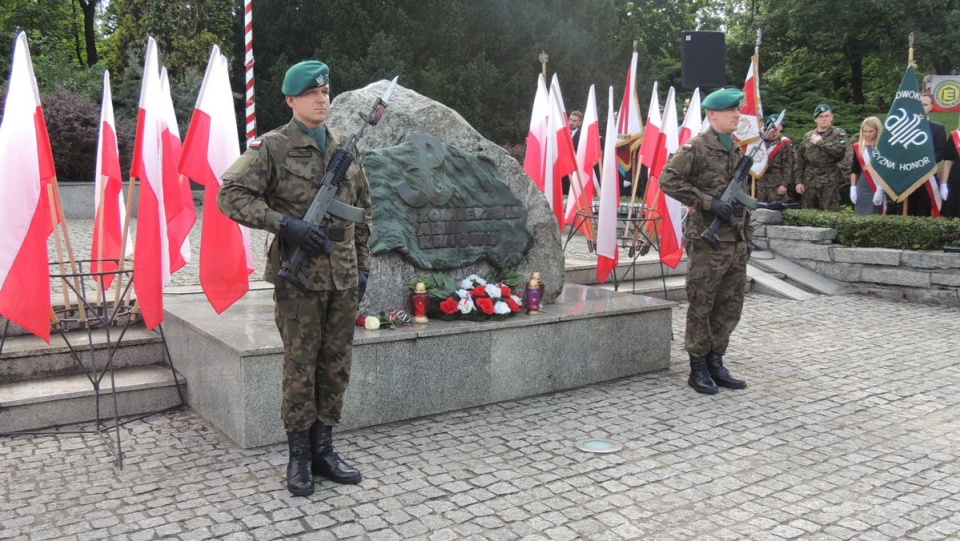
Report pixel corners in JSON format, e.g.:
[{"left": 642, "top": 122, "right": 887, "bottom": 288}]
[{"left": 751, "top": 209, "right": 960, "bottom": 306}]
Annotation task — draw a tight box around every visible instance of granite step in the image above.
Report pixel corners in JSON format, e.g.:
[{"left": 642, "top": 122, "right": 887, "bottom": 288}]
[
  {"left": 1, "top": 326, "right": 164, "bottom": 384},
  {"left": 0, "top": 365, "right": 185, "bottom": 433}
]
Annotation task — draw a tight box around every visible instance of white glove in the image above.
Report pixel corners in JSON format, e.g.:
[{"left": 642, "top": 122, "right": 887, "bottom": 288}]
[
  {"left": 849, "top": 186, "right": 857, "bottom": 204},
  {"left": 872, "top": 188, "right": 885, "bottom": 206},
  {"left": 941, "top": 182, "right": 949, "bottom": 201}
]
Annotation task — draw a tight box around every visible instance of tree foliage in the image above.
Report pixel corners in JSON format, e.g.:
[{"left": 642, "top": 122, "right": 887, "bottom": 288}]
[{"left": 5, "top": 0, "right": 960, "bottom": 176}]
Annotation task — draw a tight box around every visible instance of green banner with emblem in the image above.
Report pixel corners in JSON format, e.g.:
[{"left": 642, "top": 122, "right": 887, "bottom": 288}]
[{"left": 866, "top": 65, "right": 938, "bottom": 202}]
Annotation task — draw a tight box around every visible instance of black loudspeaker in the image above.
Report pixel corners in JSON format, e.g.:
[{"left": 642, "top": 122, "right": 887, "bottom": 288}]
[{"left": 681, "top": 31, "right": 726, "bottom": 89}]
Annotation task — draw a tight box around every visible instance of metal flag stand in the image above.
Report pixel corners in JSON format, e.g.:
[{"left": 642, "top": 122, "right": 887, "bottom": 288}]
[
  {"left": 0, "top": 260, "right": 185, "bottom": 469},
  {"left": 563, "top": 203, "right": 669, "bottom": 298}
]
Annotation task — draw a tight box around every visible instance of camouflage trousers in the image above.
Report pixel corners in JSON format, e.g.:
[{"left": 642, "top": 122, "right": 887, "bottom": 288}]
[
  {"left": 756, "top": 185, "right": 789, "bottom": 204},
  {"left": 683, "top": 237, "right": 748, "bottom": 357},
  {"left": 274, "top": 286, "right": 358, "bottom": 433},
  {"left": 801, "top": 176, "right": 840, "bottom": 211}
]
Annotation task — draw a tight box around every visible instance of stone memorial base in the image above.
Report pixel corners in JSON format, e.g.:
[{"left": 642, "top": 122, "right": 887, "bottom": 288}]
[{"left": 162, "top": 282, "right": 673, "bottom": 448}]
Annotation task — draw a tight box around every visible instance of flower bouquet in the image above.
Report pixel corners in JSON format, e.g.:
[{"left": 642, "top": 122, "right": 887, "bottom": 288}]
[{"left": 407, "top": 269, "right": 525, "bottom": 322}]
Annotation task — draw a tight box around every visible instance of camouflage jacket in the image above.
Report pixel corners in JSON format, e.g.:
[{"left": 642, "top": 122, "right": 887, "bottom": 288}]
[
  {"left": 218, "top": 118, "right": 373, "bottom": 290},
  {"left": 757, "top": 137, "right": 795, "bottom": 190},
  {"left": 659, "top": 128, "right": 753, "bottom": 243},
  {"left": 796, "top": 125, "right": 847, "bottom": 184}
]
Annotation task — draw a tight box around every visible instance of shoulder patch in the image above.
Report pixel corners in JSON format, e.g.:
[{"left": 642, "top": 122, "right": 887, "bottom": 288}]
[
  {"left": 682, "top": 143, "right": 693, "bottom": 150},
  {"left": 248, "top": 139, "right": 262, "bottom": 149}
]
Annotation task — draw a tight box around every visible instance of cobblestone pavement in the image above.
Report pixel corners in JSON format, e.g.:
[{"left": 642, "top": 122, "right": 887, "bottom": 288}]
[{"left": 8, "top": 212, "right": 960, "bottom": 540}]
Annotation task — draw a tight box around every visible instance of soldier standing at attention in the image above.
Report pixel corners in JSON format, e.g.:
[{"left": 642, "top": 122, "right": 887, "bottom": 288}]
[
  {"left": 218, "top": 60, "right": 372, "bottom": 496},
  {"left": 659, "top": 88, "right": 751, "bottom": 395},
  {"left": 796, "top": 104, "right": 847, "bottom": 210},
  {"left": 756, "top": 113, "right": 795, "bottom": 204}
]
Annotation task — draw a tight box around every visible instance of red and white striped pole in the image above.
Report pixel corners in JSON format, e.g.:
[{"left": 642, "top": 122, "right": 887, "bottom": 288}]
[{"left": 244, "top": 0, "right": 256, "bottom": 146}]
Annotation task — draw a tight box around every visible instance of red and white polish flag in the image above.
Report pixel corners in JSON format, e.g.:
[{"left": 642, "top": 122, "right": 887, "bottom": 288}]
[
  {"left": 597, "top": 87, "right": 620, "bottom": 283},
  {"left": 545, "top": 75, "right": 578, "bottom": 229},
  {"left": 638, "top": 82, "right": 661, "bottom": 170},
  {"left": 0, "top": 32, "right": 58, "bottom": 341},
  {"left": 644, "top": 87, "right": 684, "bottom": 269},
  {"left": 180, "top": 46, "right": 254, "bottom": 314},
  {"left": 523, "top": 74, "right": 550, "bottom": 191},
  {"left": 130, "top": 37, "right": 171, "bottom": 329},
  {"left": 159, "top": 67, "right": 196, "bottom": 273},
  {"left": 91, "top": 70, "right": 129, "bottom": 290},
  {"left": 564, "top": 85, "right": 601, "bottom": 230}
]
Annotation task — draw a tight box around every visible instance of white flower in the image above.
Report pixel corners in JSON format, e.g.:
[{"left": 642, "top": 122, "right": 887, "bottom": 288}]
[
  {"left": 484, "top": 284, "right": 502, "bottom": 299},
  {"left": 493, "top": 301, "right": 511, "bottom": 315},
  {"left": 364, "top": 316, "right": 381, "bottom": 330},
  {"left": 473, "top": 276, "right": 487, "bottom": 286},
  {"left": 457, "top": 297, "right": 475, "bottom": 314},
  {"left": 459, "top": 278, "right": 474, "bottom": 290},
  {"left": 456, "top": 288, "right": 470, "bottom": 299},
  {"left": 510, "top": 294, "right": 523, "bottom": 305}
]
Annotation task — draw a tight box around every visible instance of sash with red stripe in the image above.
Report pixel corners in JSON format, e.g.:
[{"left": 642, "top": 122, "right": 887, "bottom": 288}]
[
  {"left": 853, "top": 142, "right": 878, "bottom": 191},
  {"left": 766, "top": 136, "right": 790, "bottom": 163}
]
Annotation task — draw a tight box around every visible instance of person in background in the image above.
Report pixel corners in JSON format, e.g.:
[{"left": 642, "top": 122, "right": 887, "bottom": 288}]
[
  {"left": 561, "top": 111, "right": 583, "bottom": 196},
  {"left": 218, "top": 60, "right": 372, "bottom": 497},
  {"left": 796, "top": 104, "right": 848, "bottom": 211},
  {"left": 659, "top": 87, "right": 751, "bottom": 395},
  {"left": 755, "top": 113, "right": 795, "bottom": 205},
  {"left": 849, "top": 116, "right": 886, "bottom": 215},
  {"left": 904, "top": 94, "right": 948, "bottom": 216}
]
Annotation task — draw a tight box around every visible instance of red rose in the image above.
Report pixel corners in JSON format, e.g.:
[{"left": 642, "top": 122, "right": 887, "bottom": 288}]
[
  {"left": 477, "top": 297, "right": 495, "bottom": 315},
  {"left": 499, "top": 284, "right": 512, "bottom": 297},
  {"left": 506, "top": 297, "right": 521, "bottom": 312},
  {"left": 440, "top": 297, "right": 459, "bottom": 314},
  {"left": 356, "top": 315, "right": 366, "bottom": 326},
  {"left": 471, "top": 285, "right": 487, "bottom": 298}
]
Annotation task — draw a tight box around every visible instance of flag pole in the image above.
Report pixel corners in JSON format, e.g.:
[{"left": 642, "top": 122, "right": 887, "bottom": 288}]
[
  {"left": 539, "top": 51, "right": 548, "bottom": 82},
  {"left": 903, "top": 32, "right": 917, "bottom": 216},
  {"left": 94, "top": 175, "right": 109, "bottom": 307},
  {"left": 49, "top": 177, "right": 88, "bottom": 324},
  {"left": 244, "top": 0, "right": 257, "bottom": 146},
  {"left": 47, "top": 183, "right": 72, "bottom": 311},
  {"left": 751, "top": 29, "right": 762, "bottom": 198},
  {"left": 112, "top": 175, "right": 138, "bottom": 318}
]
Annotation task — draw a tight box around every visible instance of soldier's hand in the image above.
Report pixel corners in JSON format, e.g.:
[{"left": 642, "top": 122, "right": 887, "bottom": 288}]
[
  {"left": 709, "top": 198, "right": 735, "bottom": 224},
  {"left": 811, "top": 133, "right": 822, "bottom": 145},
  {"left": 941, "top": 182, "right": 950, "bottom": 201},
  {"left": 796, "top": 183, "right": 806, "bottom": 195},
  {"left": 777, "top": 185, "right": 787, "bottom": 196},
  {"left": 849, "top": 186, "right": 858, "bottom": 204},
  {"left": 280, "top": 216, "right": 331, "bottom": 255},
  {"left": 357, "top": 268, "right": 370, "bottom": 303},
  {"left": 872, "top": 188, "right": 885, "bottom": 206}
]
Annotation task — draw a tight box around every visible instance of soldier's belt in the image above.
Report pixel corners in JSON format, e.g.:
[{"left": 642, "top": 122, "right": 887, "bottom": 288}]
[{"left": 807, "top": 163, "right": 835, "bottom": 169}]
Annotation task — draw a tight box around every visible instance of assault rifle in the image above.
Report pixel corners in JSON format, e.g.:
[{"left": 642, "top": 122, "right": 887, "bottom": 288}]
[
  {"left": 277, "top": 76, "right": 399, "bottom": 291},
  {"left": 701, "top": 109, "right": 786, "bottom": 250}
]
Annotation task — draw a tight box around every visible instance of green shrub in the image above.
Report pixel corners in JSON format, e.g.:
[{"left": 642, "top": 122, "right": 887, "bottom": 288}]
[{"left": 782, "top": 209, "right": 960, "bottom": 250}]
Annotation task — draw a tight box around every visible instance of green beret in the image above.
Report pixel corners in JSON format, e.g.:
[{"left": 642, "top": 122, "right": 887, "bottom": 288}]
[
  {"left": 765, "top": 113, "right": 783, "bottom": 129},
  {"left": 813, "top": 103, "right": 832, "bottom": 119},
  {"left": 282, "top": 61, "right": 330, "bottom": 96},
  {"left": 701, "top": 88, "right": 745, "bottom": 111}
]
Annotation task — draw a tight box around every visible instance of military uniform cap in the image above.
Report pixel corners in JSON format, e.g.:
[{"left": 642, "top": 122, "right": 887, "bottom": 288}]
[
  {"left": 701, "top": 88, "right": 744, "bottom": 110},
  {"left": 282, "top": 61, "right": 330, "bottom": 96},
  {"left": 765, "top": 113, "right": 784, "bottom": 129},
  {"left": 813, "top": 103, "right": 832, "bottom": 118}
]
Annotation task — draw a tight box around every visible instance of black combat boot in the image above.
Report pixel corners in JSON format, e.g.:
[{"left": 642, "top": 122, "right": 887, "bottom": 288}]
[
  {"left": 286, "top": 431, "right": 314, "bottom": 497},
  {"left": 706, "top": 351, "right": 747, "bottom": 389},
  {"left": 310, "top": 424, "right": 362, "bottom": 485},
  {"left": 688, "top": 354, "right": 719, "bottom": 395}
]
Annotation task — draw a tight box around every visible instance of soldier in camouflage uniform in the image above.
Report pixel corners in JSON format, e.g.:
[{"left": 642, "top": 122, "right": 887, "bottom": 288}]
[
  {"left": 660, "top": 88, "right": 752, "bottom": 395},
  {"left": 218, "top": 61, "right": 372, "bottom": 497},
  {"left": 756, "top": 114, "right": 796, "bottom": 204},
  {"left": 796, "top": 104, "right": 848, "bottom": 210}
]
